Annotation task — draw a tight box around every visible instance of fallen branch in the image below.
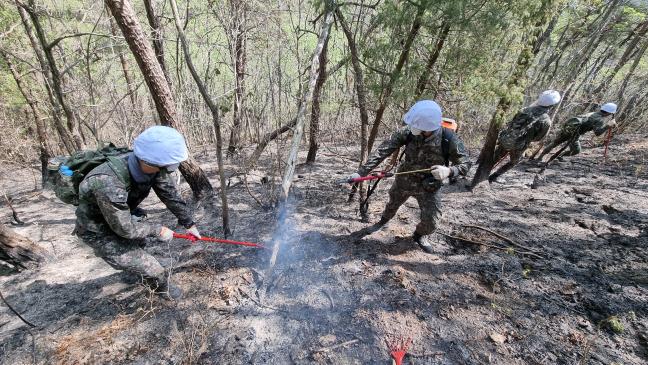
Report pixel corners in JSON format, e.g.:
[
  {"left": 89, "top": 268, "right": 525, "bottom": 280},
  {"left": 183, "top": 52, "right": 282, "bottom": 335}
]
[
  {"left": 3, "top": 191, "right": 25, "bottom": 225},
  {"left": 440, "top": 233, "right": 508, "bottom": 251},
  {"left": 313, "top": 338, "right": 359, "bottom": 353},
  {"left": 441, "top": 233, "right": 544, "bottom": 259},
  {"left": 462, "top": 224, "right": 543, "bottom": 255},
  {"left": 0, "top": 289, "right": 37, "bottom": 328}
]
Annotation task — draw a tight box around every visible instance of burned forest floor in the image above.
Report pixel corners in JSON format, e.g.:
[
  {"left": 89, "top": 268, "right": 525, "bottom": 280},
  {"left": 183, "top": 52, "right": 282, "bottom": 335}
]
[{"left": 1, "top": 134, "right": 647, "bottom": 364}]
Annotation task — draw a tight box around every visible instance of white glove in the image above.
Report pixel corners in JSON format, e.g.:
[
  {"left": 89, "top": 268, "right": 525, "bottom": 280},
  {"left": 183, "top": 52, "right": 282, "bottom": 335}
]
[
  {"left": 430, "top": 165, "right": 451, "bottom": 181},
  {"left": 347, "top": 173, "right": 361, "bottom": 182},
  {"left": 186, "top": 225, "right": 201, "bottom": 239},
  {"left": 159, "top": 226, "right": 174, "bottom": 242},
  {"left": 606, "top": 119, "right": 617, "bottom": 128}
]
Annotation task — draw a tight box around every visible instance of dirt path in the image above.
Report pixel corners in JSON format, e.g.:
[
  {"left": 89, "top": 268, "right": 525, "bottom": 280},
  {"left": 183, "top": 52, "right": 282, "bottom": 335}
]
[{"left": 1, "top": 135, "right": 647, "bottom": 364}]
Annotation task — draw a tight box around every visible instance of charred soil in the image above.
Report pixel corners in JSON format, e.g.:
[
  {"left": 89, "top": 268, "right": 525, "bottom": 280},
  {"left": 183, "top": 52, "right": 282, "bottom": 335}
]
[{"left": 1, "top": 135, "right": 647, "bottom": 364}]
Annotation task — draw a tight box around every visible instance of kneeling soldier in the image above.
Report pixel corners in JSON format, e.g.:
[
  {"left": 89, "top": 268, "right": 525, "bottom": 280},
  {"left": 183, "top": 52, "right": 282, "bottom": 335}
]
[{"left": 75, "top": 126, "right": 201, "bottom": 300}]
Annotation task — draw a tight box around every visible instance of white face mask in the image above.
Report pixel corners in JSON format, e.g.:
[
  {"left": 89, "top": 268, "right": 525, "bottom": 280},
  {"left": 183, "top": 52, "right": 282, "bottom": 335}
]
[{"left": 409, "top": 126, "right": 423, "bottom": 136}]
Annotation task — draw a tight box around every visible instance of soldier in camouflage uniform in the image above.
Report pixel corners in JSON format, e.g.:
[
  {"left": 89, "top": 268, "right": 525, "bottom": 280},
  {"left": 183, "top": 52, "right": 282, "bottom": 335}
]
[
  {"left": 75, "top": 126, "right": 200, "bottom": 300},
  {"left": 488, "top": 90, "right": 561, "bottom": 182},
  {"left": 347, "top": 100, "right": 471, "bottom": 253},
  {"left": 538, "top": 102, "right": 617, "bottom": 160}
]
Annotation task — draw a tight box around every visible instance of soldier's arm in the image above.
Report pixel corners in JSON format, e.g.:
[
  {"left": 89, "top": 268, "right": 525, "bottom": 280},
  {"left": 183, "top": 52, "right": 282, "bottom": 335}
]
[
  {"left": 152, "top": 171, "right": 195, "bottom": 228},
  {"left": 591, "top": 115, "right": 609, "bottom": 136},
  {"left": 531, "top": 115, "right": 552, "bottom": 142},
  {"left": 357, "top": 128, "right": 409, "bottom": 176},
  {"left": 90, "top": 175, "right": 161, "bottom": 239},
  {"left": 447, "top": 135, "right": 471, "bottom": 177}
]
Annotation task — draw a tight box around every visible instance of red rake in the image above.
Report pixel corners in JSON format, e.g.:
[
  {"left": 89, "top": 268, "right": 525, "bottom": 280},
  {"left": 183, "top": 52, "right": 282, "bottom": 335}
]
[
  {"left": 385, "top": 336, "right": 411, "bottom": 365},
  {"left": 172, "top": 232, "right": 266, "bottom": 249}
]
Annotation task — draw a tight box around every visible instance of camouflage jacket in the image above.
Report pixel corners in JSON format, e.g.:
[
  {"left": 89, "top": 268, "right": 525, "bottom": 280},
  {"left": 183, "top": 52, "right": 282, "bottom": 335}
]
[
  {"left": 75, "top": 154, "right": 194, "bottom": 239},
  {"left": 497, "top": 105, "right": 552, "bottom": 151},
  {"left": 562, "top": 111, "right": 608, "bottom": 136},
  {"left": 358, "top": 127, "right": 470, "bottom": 178}
]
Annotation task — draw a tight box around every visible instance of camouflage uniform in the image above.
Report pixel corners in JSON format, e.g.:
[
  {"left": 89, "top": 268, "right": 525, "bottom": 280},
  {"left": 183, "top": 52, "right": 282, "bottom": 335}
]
[
  {"left": 358, "top": 127, "right": 470, "bottom": 235},
  {"left": 539, "top": 111, "right": 609, "bottom": 159},
  {"left": 75, "top": 153, "right": 194, "bottom": 284},
  {"left": 489, "top": 105, "right": 552, "bottom": 181}
]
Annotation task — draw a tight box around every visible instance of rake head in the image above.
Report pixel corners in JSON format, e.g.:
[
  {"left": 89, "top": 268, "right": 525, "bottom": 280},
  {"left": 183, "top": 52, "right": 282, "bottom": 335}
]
[{"left": 385, "top": 336, "right": 412, "bottom": 365}]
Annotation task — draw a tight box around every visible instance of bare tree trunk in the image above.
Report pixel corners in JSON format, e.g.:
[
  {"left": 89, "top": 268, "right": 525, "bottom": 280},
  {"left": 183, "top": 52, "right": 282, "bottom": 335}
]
[
  {"left": 336, "top": 8, "right": 371, "bottom": 217},
  {"left": 0, "top": 224, "right": 46, "bottom": 271},
  {"left": 169, "top": 0, "right": 230, "bottom": 236},
  {"left": 143, "top": 0, "right": 171, "bottom": 86},
  {"left": 305, "top": 36, "right": 329, "bottom": 164},
  {"left": 20, "top": 0, "right": 85, "bottom": 150},
  {"left": 553, "top": 0, "right": 620, "bottom": 118},
  {"left": 471, "top": 0, "right": 557, "bottom": 188},
  {"left": 246, "top": 118, "right": 298, "bottom": 169},
  {"left": 617, "top": 77, "right": 648, "bottom": 131},
  {"left": 16, "top": 3, "right": 77, "bottom": 154},
  {"left": 227, "top": 0, "right": 248, "bottom": 155},
  {"left": 584, "top": 19, "right": 648, "bottom": 111},
  {"left": 415, "top": 21, "right": 450, "bottom": 99},
  {"left": 1, "top": 51, "right": 50, "bottom": 184},
  {"left": 280, "top": 3, "right": 335, "bottom": 201},
  {"left": 105, "top": 0, "right": 213, "bottom": 199},
  {"left": 366, "top": 5, "right": 425, "bottom": 154},
  {"left": 109, "top": 17, "right": 139, "bottom": 114},
  {"left": 615, "top": 38, "right": 648, "bottom": 118}
]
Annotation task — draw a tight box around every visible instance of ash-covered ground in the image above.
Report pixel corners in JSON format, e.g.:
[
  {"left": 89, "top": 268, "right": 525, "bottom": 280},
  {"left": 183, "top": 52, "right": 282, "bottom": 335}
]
[{"left": 1, "top": 135, "right": 647, "bottom": 364}]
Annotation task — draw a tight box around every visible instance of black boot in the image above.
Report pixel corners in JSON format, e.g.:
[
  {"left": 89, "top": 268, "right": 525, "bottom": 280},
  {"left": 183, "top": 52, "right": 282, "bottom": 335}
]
[{"left": 413, "top": 232, "right": 434, "bottom": 254}]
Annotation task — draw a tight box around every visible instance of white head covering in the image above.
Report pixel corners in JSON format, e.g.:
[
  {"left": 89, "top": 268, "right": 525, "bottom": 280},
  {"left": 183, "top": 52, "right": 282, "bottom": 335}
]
[
  {"left": 403, "top": 100, "right": 442, "bottom": 132},
  {"left": 601, "top": 102, "right": 617, "bottom": 114},
  {"left": 133, "top": 126, "right": 188, "bottom": 167},
  {"left": 535, "top": 90, "right": 561, "bottom": 107}
]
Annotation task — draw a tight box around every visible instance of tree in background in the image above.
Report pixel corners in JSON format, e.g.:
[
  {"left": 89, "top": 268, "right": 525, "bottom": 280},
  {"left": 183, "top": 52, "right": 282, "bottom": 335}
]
[{"left": 104, "top": 0, "right": 213, "bottom": 199}]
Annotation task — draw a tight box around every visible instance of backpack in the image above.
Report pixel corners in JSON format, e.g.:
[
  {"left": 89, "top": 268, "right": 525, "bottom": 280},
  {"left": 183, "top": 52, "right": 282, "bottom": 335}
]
[{"left": 49, "top": 144, "right": 131, "bottom": 206}]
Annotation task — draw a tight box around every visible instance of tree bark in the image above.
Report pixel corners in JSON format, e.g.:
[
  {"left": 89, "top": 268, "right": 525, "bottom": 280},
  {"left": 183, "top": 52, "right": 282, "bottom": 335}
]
[
  {"left": 227, "top": 0, "right": 248, "bottom": 155},
  {"left": 142, "top": 0, "right": 171, "bottom": 86},
  {"left": 0, "top": 224, "right": 46, "bottom": 271},
  {"left": 471, "top": 0, "right": 557, "bottom": 188},
  {"left": 105, "top": 0, "right": 213, "bottom": 199},
  {"left": 1, "top": 51, "right": 50, "bottom": 184},
  {"left": 280, "top": 3, "right": 335, "bottom": 201},
  {"left": 366, "top": 4, "right": 426, "bottom": 154},
  {"left": 336, "top": 8, "right": 371, "bottom": 217},
  {"left": 305, "top": 36, "right": 329, "bottom": 164},
  {"left": 169, "top": 0, "right": 230, "bottom": 236},
  {"left": 415, "top": 21, "right": 450, "bottom": 99}
]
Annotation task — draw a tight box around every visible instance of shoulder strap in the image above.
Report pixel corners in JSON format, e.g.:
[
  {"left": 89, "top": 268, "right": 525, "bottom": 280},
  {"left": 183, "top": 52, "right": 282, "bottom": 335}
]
[
  {"left": 441, "top": 128, "right": 455, "bottom": 166},
  {"left": 395, "top": 132, "right": 414, "bottom": 164},
  {"left": 106, "top": 156, "right": 131, "bottom": 190}
]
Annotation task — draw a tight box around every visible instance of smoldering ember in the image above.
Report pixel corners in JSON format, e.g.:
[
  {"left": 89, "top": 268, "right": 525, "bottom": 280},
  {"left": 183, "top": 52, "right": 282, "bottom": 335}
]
[{"left": 0, "top": 1, "right": 646, "bottom": 364}]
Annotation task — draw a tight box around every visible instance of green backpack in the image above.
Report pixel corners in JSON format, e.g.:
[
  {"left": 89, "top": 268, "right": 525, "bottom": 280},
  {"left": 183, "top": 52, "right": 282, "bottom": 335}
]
[{"left": 50, "top": 144, "right": 131, "bottom": 206}]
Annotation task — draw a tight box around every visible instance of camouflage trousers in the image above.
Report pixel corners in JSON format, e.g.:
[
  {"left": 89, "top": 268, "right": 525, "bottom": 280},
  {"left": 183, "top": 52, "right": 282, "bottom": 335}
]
[
  {"left": 380, "top": 175, "right": 441, "bottom": 235},
  {"left": 79, "top": 233, "right": 166, "bottom": 285},
  {"left": 489, "top": 146, "right": 524, "bottom": 180},
  {"left": 540, "top": 131, "right": 581, "bottom": 159}
]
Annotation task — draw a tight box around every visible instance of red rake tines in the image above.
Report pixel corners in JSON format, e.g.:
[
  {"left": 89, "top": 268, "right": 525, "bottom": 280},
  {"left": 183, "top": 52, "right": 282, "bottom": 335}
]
[
  {"left": 172, "top": 232, "right": 266, "bottom": 249},
  {"left": 385, "top": 336, "right": 412, "bottom": 365}
]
